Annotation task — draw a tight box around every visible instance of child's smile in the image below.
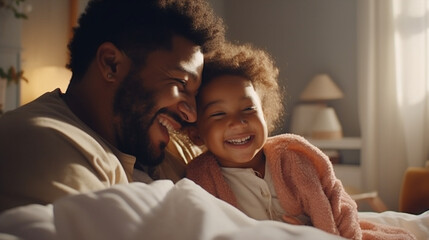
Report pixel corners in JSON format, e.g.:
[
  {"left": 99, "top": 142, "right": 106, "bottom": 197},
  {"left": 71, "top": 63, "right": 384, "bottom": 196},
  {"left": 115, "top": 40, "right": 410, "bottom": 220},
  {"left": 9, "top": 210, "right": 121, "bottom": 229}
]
[
  {"left": 196, "top": 74, "right": 268, "bottom": 168},
  {"left": 225, "top": 135, "right": 253, "bottom": 146}
]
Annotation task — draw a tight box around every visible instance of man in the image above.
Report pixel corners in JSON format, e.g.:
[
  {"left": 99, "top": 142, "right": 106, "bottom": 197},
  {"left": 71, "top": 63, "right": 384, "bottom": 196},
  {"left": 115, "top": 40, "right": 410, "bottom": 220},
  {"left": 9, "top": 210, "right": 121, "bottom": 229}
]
[{"left": 0, "top": 0, "right": 225, "bottom": 212}]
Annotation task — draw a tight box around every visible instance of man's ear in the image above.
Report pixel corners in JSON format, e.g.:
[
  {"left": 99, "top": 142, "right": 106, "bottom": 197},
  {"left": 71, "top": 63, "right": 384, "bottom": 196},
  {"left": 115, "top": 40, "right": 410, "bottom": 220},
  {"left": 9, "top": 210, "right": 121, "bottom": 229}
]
[
  {"left": 96, "top": 42, "right": 131, "bottom": 82},
  {"left": 186, "top": 125, "right": 205, "bottom": 146}
]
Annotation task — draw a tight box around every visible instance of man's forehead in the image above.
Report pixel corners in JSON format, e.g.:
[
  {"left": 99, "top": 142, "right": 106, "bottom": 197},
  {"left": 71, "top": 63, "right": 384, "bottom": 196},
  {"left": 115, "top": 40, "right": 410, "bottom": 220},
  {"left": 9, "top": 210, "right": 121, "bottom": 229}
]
[{"left": 179, "top": 51, "right": 204, "bottom": 78}]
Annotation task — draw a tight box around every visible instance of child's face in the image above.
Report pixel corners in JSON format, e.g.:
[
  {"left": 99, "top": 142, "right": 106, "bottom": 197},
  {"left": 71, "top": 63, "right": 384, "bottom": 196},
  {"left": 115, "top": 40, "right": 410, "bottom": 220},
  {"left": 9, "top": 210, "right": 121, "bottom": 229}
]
[{"left": 196, "top": 75, "right": 268, "bottom": 168}]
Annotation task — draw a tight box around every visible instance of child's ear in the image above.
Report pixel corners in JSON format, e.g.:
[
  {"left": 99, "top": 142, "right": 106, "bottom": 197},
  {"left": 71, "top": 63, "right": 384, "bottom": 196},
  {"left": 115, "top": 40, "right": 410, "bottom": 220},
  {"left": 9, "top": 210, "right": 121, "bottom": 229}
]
[{"left": 186, "top": 126, "right": 205, "bottom": 146}]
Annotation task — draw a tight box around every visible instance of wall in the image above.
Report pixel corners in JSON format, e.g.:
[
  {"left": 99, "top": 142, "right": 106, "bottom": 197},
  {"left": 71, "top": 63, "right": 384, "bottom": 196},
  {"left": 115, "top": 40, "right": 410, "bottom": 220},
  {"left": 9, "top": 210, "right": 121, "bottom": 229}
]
[
  {"left": 20, "top": 0, "right": 70, "bottom": 105},
  {"left": 20, "top": 0, "right": 89, "bottom": 105},
  {"left": 0, "top": 6, "right": 23, "bottom": 112},
  {"left": 209, "top": 0, "right": 359, "bottom": 138}
]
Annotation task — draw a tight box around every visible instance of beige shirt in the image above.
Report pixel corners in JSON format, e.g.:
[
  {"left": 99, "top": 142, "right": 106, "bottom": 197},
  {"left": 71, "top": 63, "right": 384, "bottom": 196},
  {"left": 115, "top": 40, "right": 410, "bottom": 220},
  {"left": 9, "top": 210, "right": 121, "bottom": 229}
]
[{"left": 0, "top": 89, "right": 134, "bottom": 212}]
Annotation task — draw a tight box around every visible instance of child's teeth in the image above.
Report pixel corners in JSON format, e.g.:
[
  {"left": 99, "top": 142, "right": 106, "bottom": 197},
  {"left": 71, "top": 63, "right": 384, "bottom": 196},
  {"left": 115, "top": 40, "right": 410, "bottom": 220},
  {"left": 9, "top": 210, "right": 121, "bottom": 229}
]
[{"left": 227, "top": 136, "right": 250, "bottom": 144}]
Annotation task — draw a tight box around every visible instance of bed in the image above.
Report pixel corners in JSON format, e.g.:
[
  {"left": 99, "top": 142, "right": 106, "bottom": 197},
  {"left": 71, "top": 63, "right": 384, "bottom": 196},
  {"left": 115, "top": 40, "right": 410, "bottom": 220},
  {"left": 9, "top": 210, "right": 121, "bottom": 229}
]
[{"left": 0, "top": 178, "right": 428, "bottom": 240}]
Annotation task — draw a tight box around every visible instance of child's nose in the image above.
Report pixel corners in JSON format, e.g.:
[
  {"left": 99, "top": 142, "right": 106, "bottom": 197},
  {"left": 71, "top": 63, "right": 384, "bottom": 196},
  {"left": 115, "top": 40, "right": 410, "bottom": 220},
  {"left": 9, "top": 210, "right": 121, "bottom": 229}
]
[{"left": 230, "top": 115, "right": 248, "bottom": 127}]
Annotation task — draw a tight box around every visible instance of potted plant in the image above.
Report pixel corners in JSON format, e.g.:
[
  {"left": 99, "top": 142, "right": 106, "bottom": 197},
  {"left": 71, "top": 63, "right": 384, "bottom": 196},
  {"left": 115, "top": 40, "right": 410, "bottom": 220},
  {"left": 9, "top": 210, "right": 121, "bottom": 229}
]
[
  {"left": 0, "top": 66, "right": 28, "bottom": 84},
  {"left": 0, "top": 0, "right": 28, "bottom": 19}
]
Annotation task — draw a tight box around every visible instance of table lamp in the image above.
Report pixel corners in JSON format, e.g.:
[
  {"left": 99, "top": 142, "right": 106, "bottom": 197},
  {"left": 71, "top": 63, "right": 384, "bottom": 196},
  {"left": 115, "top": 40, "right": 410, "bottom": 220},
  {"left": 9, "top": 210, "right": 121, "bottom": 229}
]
[{"left": 290, "top": 73, "right": 344, "bottom": 139}]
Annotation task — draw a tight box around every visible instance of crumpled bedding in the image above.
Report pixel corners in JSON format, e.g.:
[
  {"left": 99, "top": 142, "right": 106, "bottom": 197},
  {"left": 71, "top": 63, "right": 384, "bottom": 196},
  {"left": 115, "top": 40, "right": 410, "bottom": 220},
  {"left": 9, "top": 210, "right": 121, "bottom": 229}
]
[{"left": 0, "top": 179, "right": 428, "bottom": 240}]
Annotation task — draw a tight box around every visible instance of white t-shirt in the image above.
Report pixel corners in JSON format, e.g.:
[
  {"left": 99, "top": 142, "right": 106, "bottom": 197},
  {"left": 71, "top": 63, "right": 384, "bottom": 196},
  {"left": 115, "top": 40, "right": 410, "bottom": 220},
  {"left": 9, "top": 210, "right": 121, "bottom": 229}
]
[
  {"left": 0, "top": 89, "right": 135, "bottom": 212},
  {"left": 222, "top": 163, "right": 310, "bottom": 225}
]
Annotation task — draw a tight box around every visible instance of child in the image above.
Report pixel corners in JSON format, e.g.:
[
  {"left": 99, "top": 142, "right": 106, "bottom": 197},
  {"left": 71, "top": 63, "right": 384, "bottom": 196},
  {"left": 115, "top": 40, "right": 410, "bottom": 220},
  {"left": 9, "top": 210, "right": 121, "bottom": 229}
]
[{"left": 186, "top": 42, "right": 415, "bottom": 240}]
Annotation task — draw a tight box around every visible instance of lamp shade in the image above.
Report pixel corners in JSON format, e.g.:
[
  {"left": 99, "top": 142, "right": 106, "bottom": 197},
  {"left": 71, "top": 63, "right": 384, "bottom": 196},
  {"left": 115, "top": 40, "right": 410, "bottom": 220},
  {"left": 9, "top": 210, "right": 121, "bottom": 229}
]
[
  {"left": 290, "top": 103, "right": 325, "bottom": 136},
  {"left": 300, "top": 74, "right": 344, "bottom": 101},
  {"left": 311, "top": 107, "right": 343, "bottom": 139}
]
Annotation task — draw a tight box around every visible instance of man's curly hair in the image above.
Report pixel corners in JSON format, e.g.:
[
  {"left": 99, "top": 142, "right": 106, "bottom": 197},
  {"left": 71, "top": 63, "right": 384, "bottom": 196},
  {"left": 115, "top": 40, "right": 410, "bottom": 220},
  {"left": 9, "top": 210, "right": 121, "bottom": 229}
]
[
  {"left": 199, "top": 42, "right": 284, "bottom": 134},
  {"left": 67, "top": 0, "right": 225, "bottom": 81}
]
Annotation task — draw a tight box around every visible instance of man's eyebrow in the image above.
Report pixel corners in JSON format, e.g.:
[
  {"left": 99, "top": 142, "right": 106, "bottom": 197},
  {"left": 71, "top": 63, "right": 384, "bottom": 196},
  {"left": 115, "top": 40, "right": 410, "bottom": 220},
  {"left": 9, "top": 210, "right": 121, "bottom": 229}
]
[{"left": 174, "top": 65, "right": 199, "bottom": 82}]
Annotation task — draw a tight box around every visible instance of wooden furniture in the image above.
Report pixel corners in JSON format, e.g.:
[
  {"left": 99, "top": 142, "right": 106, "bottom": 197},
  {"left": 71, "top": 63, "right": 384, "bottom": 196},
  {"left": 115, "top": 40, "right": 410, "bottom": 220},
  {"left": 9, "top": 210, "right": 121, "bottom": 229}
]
[
  {"left": 399, "top": 165, "right": 429, "bottom": 214},
  {"left": 350, "top": 191, "right": 388, "bottom": 213}
]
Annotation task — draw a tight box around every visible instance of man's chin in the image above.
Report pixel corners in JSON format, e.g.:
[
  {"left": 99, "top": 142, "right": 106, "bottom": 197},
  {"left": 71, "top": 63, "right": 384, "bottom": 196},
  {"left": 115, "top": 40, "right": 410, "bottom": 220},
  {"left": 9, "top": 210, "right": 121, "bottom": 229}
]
[
  {"left": 145, "top": 154, "right": 165, "bottom": 167},
  {"left": 136, "top": 142, "right": 167, "bottom": 167}
]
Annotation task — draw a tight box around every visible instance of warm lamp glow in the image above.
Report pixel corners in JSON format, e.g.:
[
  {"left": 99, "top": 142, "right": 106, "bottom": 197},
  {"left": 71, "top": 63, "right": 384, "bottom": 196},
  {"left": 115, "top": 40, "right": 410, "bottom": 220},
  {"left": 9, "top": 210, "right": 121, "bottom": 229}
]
[
  {"left": 21, "top": 66, "right": 71, "bottom": 105},
  {"left": 300, "top": 74, "right": 344, "bottom": 101}
]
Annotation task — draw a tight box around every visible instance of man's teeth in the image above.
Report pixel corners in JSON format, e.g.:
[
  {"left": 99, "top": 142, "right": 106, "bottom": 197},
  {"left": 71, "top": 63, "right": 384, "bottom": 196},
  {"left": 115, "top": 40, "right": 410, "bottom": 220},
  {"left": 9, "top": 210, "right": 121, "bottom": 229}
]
[
  {"left": 159, "top": 118, "right": 175, "bottom": 132},
  {"left": 227, "top": 136, "right": 251, "bottom": 145}
]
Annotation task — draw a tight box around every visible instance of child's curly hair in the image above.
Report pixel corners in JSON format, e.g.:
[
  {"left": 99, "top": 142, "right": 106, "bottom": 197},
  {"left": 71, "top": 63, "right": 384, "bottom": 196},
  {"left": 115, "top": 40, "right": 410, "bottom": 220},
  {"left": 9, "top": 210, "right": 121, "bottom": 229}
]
[{"left": 200, "top": 42, "right": 284, "bottom": 134}]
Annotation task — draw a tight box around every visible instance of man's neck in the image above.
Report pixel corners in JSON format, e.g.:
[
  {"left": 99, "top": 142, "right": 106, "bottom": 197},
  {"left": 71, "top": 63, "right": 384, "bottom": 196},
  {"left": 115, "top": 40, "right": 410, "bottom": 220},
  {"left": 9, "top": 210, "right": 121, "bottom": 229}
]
[{"left": 63, "top": 80, "right": 117, "bottom": 147}]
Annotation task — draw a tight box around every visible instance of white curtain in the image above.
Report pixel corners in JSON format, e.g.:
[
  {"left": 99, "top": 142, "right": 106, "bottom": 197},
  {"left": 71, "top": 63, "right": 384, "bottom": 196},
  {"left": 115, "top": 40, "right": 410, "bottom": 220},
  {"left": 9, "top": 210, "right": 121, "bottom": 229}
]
[{"left": 357, "top": 0, "right": 429, "bottom": 210}]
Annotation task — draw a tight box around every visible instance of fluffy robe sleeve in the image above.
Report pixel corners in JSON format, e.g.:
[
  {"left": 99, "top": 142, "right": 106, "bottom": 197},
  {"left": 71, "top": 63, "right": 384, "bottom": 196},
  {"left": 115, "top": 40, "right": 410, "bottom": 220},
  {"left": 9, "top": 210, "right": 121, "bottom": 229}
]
[{"left": 263, "top": 134, "right": 361, "bottom": 238}]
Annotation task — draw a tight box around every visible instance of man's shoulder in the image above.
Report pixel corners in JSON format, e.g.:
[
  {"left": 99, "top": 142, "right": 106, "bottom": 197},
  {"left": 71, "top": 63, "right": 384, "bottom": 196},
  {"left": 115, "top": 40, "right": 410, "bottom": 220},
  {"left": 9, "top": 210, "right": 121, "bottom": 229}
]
[
  {"left": 0, "top": 89, "right": 98, "bottom": 154},
  {"left": 0, "top": 90, "right": 80, "bottom": 135},
  {"left": 1, "top": 89, "right": 66, "bottom": 121}
]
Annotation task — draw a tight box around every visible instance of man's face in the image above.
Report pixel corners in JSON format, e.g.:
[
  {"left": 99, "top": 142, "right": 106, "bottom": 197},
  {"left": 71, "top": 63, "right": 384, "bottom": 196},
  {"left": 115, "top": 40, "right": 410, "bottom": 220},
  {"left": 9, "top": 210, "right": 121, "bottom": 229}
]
[{"left": 114, "top": 35, "right": 203, "bottom": 167}]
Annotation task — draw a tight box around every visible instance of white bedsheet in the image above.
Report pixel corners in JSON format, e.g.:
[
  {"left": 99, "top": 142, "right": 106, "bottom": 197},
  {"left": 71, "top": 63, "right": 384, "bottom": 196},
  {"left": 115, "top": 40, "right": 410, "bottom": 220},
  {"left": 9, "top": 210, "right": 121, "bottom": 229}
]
[
  {"left": 358, "top": 211, "right": 429, "bottom": 240},
  {"left": 0, "top": 179, "right": 427, "bottom": 240}
]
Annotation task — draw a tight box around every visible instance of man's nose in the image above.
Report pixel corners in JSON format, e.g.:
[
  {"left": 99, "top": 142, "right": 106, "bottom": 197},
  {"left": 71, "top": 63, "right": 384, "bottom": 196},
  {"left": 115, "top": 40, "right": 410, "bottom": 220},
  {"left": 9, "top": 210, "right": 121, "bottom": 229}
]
[{"left": 178, "top": 100, "right": 197, "bottom": 123}]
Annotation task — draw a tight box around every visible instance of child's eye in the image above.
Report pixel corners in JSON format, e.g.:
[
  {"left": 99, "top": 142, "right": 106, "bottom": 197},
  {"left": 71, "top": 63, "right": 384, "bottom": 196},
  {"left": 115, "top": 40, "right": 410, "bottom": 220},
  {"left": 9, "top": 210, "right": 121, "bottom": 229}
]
[
  {"left": 209, "top": 112, "right": 225, "bottom": 118},
  {"left": 244, "top": 106, "right": 257, "bottom": 112}
]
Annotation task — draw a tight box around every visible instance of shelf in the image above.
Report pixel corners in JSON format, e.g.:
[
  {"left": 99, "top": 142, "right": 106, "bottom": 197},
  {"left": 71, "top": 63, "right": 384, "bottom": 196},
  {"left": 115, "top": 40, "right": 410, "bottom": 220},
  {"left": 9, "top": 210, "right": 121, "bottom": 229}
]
[{"left": 306, "top": 137, "right": 361, "bottom": 149}]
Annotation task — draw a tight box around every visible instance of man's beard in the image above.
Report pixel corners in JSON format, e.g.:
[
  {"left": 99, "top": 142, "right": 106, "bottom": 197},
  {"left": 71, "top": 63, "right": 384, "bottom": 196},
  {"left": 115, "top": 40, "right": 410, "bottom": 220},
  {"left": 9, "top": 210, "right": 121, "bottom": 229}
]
[{"left": 113, "top": 71, "right": 166, "bottom": 168}]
